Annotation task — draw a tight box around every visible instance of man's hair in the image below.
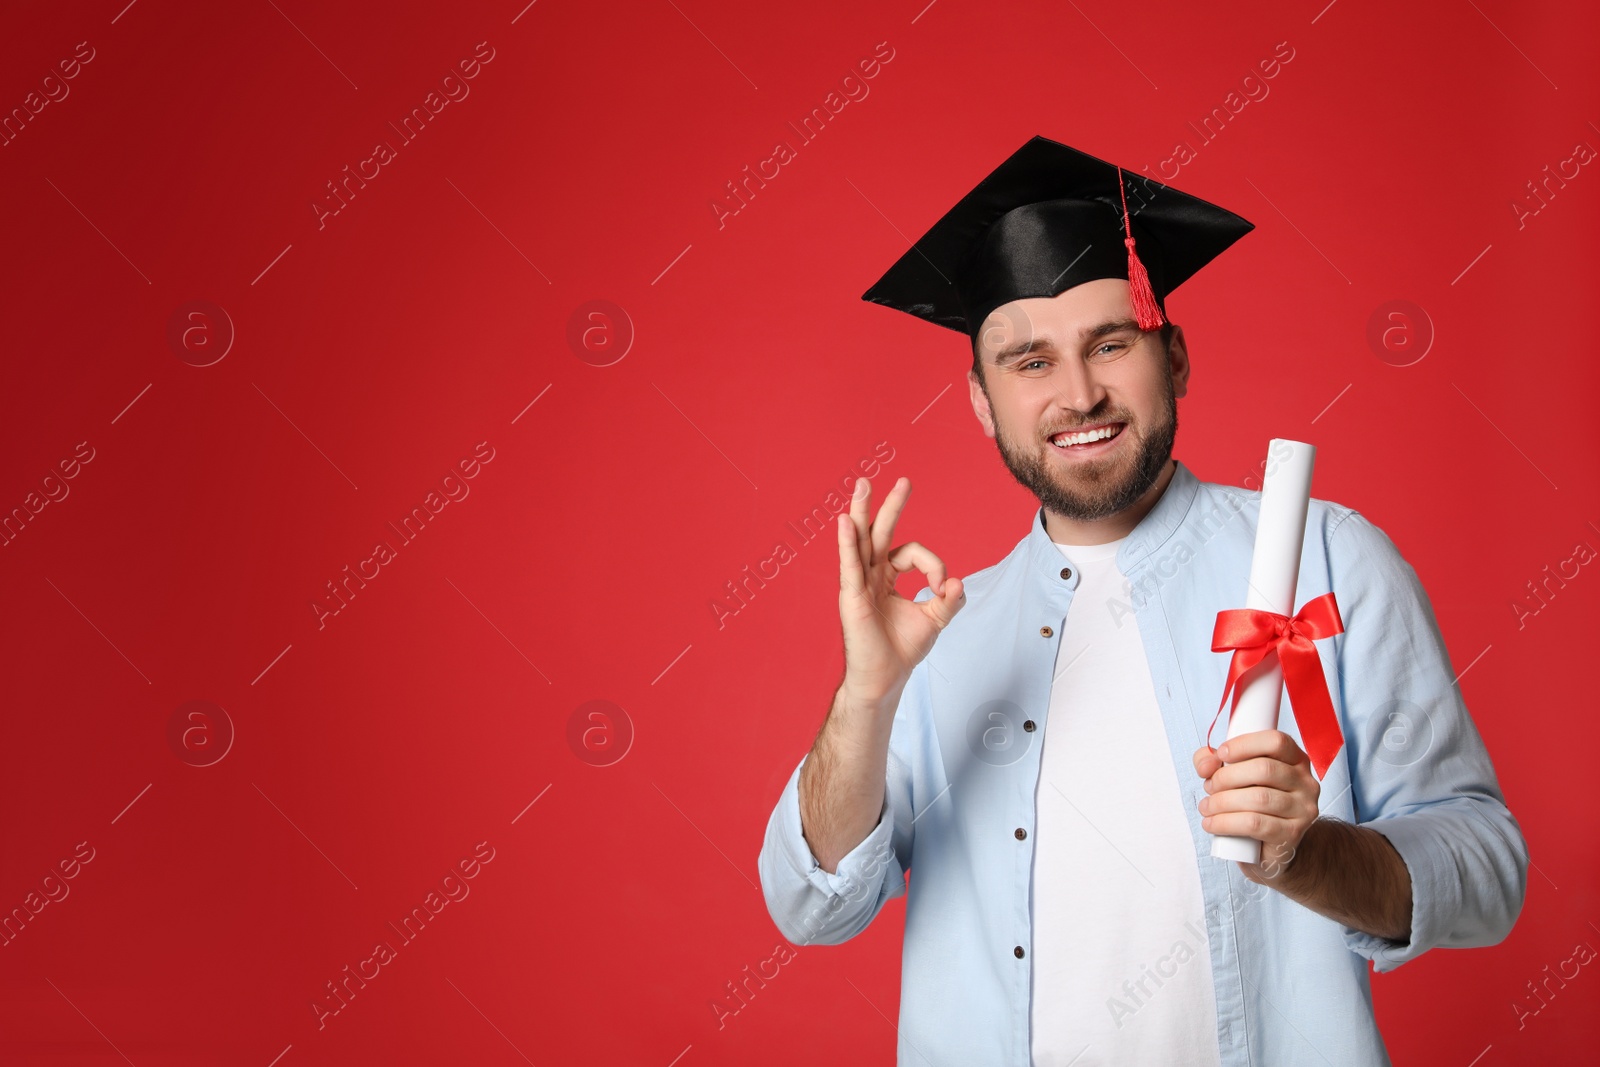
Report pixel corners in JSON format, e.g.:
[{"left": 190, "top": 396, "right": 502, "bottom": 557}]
[{"left": 970, "top": 321, "right": 1176, "bottom": 392}]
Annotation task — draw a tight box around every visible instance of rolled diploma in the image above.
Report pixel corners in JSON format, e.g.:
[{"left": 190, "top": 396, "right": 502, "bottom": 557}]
[{"left": 1209, "top": 439, "right": 1316, "bottom": 864}]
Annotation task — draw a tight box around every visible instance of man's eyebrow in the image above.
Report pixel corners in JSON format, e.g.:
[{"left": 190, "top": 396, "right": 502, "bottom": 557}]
[
  {"left": 1081, "top": 318, "right": 1142, "bottom": 342},
  {"left": 990, "top": 318, "right": 1143, "bottom": 363}
]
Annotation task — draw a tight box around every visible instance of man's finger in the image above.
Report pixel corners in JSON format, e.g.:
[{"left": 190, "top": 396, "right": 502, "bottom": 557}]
[
  {"left": 848, "top": 478, "right": 873, "bottom": 576},
  {"left": 837, "top": 512, "right": 867, "bottom": 597},
  {"left": 1199, "top": 810, "right": 1288, "bottom": 843},
  {"left": 1204, "top": 755, "right": 1300, "bottom": 794},
  {"left": 920, "top": 575, "right": 965, "bottom": 629},
  {"left": 1216, "top": 729, "right": 1304, "bottom": 766},
  {"left": 1203, "top": 785, "right": 1295, "bottom": 818},
  {"left": 870, "top": 477, "right": 911, "bottom": 564},
  {"left": 886, "top": 541, "right": 947, "bottom": 594}
]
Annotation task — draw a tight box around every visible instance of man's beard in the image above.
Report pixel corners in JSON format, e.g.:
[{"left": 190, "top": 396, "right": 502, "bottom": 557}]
[{"left": 990, "top": 378, "right": 1177, "bottom": 522}]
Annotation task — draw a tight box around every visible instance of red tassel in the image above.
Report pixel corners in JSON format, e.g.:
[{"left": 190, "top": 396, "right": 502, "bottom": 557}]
[{"left": 1117, "top": 166, "right": 1166, "bottom": 331}]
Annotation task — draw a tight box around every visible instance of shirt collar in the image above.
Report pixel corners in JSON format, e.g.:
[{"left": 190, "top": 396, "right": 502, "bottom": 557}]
[{"left": 1024, "top": 458, "right": 1200, "bottom": 577}]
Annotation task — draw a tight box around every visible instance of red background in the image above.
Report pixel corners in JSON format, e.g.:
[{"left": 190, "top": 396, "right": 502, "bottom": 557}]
[{"left": 1, "top": 0, "right": 1595, "bottom": 1063}]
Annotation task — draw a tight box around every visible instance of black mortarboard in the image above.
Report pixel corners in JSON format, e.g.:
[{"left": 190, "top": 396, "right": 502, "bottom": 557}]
[{"left": 861, "top": 135, "right": 1255, "bottom": 341}]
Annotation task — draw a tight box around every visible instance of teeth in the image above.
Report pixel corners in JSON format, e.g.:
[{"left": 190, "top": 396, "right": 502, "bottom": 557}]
[{"left": 1053, "top": 424, "right": 1122, "bottom": 447}]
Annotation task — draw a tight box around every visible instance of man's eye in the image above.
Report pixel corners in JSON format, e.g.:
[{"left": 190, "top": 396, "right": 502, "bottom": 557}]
[
  {"left": 1093, "top": 342, "right": 1127, "bottom": 358},
  {"left": 1022, "top": 359, "right": 1048, "bottom": 370}
]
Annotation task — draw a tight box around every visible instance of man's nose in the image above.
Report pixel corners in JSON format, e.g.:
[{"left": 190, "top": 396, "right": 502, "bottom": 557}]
[{"left": 1051, "top": 356, "right": 1108, "bottom": 417}]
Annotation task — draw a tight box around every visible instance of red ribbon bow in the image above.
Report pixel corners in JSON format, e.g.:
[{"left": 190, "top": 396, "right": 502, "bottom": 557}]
[{"left": 1208, "top": 591, "right": 1345, "bottom": 779}]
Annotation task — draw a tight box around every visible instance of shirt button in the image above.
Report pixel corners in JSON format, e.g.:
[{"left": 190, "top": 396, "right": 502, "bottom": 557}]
[
  {"left": 1023, "top": 720, "right": 1036, "bottom": 732},
  {"left": 1040, "top": 626, "right": 1054, "bottom": 638},
  {"left": 1014, "top": 827, "right": 1027, "bottom": 840},
  {"left": 1014, "top": 945, "right": 1026, "bottom": 959},
  {"left": 1060, "top": 567, "right": 1072, "bottom": 580}
]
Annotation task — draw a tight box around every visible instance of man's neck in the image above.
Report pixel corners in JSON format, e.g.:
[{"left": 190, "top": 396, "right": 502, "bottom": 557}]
[{"left": 1042, "top": 458, "right": 1177, "bottom": 546}]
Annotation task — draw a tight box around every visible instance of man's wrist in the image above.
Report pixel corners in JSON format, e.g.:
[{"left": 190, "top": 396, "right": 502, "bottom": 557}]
[
  {"left": 834, "top": 681, "right": 904, "bottom": 740},
  {"left": 838, "top": 674, "right": 903, "bottom": 713}
]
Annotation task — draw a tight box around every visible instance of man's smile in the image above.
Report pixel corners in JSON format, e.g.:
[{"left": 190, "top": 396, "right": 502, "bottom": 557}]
[{"left": 1048, "top": 420, "right": 1127, "bottom": 456}]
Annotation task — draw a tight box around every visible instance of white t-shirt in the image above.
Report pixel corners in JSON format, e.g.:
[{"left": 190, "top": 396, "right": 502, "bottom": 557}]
[{"left": 1029, "top": 536, "right": 1221, "bottom": 1067}]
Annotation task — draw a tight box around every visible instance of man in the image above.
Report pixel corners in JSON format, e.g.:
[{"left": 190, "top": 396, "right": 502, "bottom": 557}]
[{"left": 756, "top": 136, "right": 1527, "bottom": 1066}]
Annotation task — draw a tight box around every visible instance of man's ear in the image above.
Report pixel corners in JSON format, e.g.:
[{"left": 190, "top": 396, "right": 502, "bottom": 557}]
[
  {"left": 1167, "top": 325, "right": 1191, "bottom": 401},
  {"left": 968, "top": 368, "right": 996, "bottom": 438}
]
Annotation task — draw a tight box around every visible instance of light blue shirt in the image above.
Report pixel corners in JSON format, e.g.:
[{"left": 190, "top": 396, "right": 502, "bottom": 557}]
[{"left": 757, "top": 459, "right": 1527, "bottom": 1066}]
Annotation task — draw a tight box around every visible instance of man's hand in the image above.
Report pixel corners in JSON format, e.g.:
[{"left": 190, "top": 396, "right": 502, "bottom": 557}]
[
  {"left": 1192, "top": 729, "right": 1321, "bottom": 884},
  {"left": 836, "top": 476, "right": 966, "bottom": 705}
]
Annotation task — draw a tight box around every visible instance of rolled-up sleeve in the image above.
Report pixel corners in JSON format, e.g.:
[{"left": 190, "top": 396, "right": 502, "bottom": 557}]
[
  {"left": 1329, "top": 510, "right": 1529, "bottom": 973},
  {"left": 758, "top": 657, "right": 926, "bottom": 947}
]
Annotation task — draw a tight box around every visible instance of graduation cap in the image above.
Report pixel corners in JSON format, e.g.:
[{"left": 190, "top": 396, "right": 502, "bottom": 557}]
[{"left": 861, "top": 135, "right": 1255, "bottom": 341}]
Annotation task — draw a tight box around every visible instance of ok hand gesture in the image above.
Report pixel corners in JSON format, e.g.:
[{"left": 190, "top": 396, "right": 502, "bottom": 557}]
[{"left": 836, "top": 477, "right": 966, "bottom": 705}]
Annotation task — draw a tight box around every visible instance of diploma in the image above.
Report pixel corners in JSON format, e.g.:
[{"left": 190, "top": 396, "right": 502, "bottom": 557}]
[{"left": 1209, "top": 439, "right": 1317, "bottom": 864}]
